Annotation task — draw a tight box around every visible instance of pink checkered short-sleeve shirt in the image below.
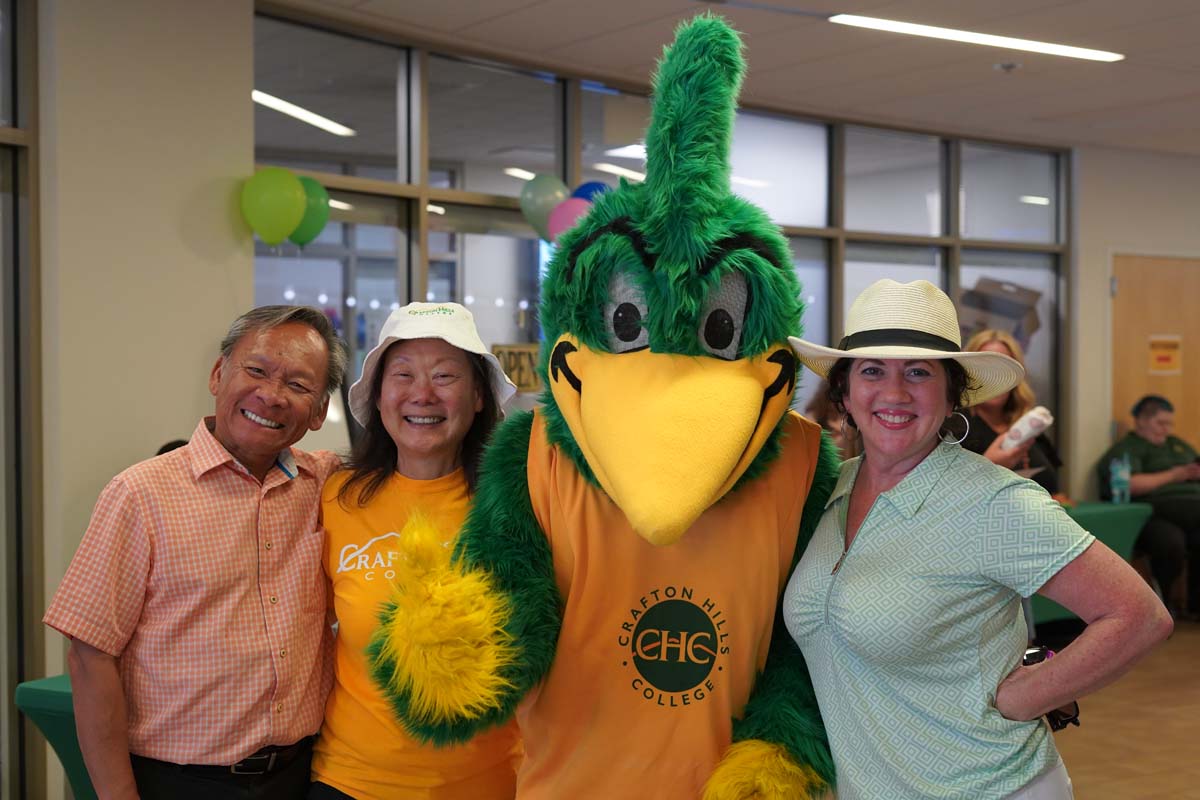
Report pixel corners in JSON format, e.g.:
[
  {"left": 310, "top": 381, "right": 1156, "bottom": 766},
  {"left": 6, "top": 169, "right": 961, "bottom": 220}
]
[{"left": 44, "top": 418, "right": 340, "bottom": 766}]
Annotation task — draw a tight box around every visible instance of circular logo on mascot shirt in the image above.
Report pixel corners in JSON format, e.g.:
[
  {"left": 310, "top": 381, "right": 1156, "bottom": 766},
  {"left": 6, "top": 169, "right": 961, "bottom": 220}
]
[{"left": 617, "top": 586, "right": 728, "bottom": 707}]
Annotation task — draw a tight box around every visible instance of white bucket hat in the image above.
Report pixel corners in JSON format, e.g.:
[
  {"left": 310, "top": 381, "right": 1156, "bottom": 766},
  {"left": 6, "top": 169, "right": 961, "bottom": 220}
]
[
  {"left": 788, "top": 279, "right": 1023, "bottom": 407},
  {"left": 348, "top": 302, "right": 519, "bottom": 426}
]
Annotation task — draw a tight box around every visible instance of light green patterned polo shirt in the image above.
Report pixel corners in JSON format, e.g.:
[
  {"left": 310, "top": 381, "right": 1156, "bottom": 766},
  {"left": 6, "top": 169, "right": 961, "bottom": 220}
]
[{"left": 784, "top": 443, "right": 1093, "bottom": 799}]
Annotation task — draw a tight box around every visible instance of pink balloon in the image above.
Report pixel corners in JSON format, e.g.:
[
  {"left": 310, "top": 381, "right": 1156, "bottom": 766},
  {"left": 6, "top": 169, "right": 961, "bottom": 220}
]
[{"left": 546, "top": 198, "right": 592, "bottom": 242}]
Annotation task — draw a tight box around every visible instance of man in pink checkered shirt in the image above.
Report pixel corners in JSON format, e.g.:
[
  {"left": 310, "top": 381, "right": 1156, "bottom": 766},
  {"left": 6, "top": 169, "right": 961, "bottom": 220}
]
[{"left": 45, "top": 306, "right": 348, "bottom": 800}]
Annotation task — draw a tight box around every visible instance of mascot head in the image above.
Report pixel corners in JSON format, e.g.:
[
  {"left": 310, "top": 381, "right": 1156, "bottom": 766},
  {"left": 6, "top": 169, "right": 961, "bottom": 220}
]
[{"left": 539, "top": 13, "right": 806, "bottom": 545}]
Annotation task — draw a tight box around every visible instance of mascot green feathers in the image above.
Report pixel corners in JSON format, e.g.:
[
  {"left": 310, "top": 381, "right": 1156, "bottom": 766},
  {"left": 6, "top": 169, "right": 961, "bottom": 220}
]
[{"left": 370, "top": 13, "right": 839, "bottom": 798}]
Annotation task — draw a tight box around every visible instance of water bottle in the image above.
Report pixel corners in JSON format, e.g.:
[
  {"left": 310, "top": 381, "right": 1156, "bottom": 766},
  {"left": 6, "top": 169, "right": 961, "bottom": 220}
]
[{"left": 1109, "top": 454, "right": 1131, "bottom": 504}]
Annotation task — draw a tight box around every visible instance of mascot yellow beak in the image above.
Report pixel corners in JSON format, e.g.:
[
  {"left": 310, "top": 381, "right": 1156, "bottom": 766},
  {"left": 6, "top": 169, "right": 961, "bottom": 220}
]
[{"left": 549, "top": 334, "right": 795, "bottom": 546}]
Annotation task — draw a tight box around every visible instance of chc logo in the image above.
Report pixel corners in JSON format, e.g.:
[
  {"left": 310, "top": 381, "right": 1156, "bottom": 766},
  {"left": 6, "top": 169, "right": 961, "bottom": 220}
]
[{"left": 618, "top": 586, "right": 729, "bottom": 706}]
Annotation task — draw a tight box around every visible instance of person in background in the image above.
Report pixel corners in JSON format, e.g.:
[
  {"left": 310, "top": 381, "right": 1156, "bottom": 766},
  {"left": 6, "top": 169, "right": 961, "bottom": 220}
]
[
  {"left": 309, "top": 302, "right": 521, "bottom": 800},
  {"left": 804, "top": 379, "right": 859, "bottom": 460},
  {"left": 1098, "top": 394, "right": 1200, "bottom": 619},
  {"left": 785, "top": 279, "right": 1172, "bottom": 799},
  {"left": 45, "top": 305, "right": 346, "bottom": 799},
  {"left": 960, "top": 329, "right": 1063, "bottom": 499}
]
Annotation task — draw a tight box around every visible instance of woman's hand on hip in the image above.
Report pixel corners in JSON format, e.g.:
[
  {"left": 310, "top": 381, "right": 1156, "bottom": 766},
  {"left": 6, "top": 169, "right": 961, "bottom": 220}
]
[{"left": 994, "top": 660, "right": 1044, "bottom": 721}]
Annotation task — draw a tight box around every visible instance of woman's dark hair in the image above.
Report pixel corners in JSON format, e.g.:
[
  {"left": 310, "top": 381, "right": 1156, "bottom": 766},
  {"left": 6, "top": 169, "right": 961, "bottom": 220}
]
[
  {"left": 337, "top": 346, "right": 500, "bottom": 507},
  {"left": 826, "top": 357, "right": 977, "bottom": 428}
]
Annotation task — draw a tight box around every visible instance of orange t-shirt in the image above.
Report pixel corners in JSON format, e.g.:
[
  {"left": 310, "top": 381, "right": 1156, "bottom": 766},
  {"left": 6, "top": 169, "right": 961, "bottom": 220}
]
[
  {"left": 516, "top": 410, "right": 820, "bottom": 799},
  {"left": 311, "top": 469, "right": 521, "bottom": 800}
]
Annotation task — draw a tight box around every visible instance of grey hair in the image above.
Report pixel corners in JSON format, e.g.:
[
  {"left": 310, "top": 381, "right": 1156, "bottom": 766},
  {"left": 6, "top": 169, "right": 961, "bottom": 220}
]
[{"left": 219, "top": 305, "right": 348, "bottom": 395}]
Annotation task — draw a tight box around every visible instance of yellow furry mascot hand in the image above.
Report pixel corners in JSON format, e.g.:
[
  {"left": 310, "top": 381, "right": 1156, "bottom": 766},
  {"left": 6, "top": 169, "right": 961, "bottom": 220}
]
[
  {"left": 368, "top": 514, "right": 517, "bottom": 730},
  {"left": 704, "top": 740, "right": 830, "bottom": 800}
]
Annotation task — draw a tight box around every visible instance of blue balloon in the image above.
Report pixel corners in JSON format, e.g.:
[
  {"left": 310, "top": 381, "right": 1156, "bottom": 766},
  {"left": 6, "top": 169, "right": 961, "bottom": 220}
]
[{"left": 571, "top": 181, "right": 611, "bottom": 202}]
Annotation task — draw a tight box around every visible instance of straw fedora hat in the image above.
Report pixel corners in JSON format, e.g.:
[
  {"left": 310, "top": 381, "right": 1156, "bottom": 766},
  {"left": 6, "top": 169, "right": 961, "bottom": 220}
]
[{"left": 788, "top": 279, "right": 1023, "bottom": 407}]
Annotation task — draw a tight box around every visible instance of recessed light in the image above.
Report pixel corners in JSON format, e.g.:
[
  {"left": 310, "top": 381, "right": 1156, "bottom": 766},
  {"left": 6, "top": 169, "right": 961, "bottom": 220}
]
[
  {"left": 829, "top": 15, "right": 1124, "bottom": 62},
  {"left": 504, "top": 167, "right": 537, "bottom": 181},
  {"left": 252, "top": 90, "right": 358, "bottom": 136}
]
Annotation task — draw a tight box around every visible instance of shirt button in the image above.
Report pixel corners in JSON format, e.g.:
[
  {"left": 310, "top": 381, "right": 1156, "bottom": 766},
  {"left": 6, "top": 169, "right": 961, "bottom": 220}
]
[
  {"left": 269, "top": 596, "right": 278, "bottom": 604},
  {"left": 279, "top": 648, "right": 287, "bottom": 658},
  {"left": 276, "top": 703, "right": 283, "bottom": 713},
  {"left": 265, "top": 542, "right": 273, "bottom": 550}
]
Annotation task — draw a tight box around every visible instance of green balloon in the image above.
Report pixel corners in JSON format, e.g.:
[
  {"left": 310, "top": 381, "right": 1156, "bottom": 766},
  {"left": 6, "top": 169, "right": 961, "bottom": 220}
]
[
  {"left": 519, "top": 174, "right": 569, "bottom": 241},
  {"left": 241, "top": 167, "right": 306, "bottom": 246},
  {"left": 288, "top": 177, "right": 331, "bottom": 247}
]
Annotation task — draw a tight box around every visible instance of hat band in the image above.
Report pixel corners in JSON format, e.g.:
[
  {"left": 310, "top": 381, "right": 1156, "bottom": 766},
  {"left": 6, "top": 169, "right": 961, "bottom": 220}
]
[{"left": 838, "top": 328, "right": 960, "bottom": 353}]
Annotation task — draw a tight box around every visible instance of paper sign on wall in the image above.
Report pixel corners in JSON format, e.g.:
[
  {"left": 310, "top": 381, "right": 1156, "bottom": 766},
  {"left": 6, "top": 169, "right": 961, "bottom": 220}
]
[
  {"left": 1148, "top": 335, "right": 1182, "bottom": 375},
  {"left": 493, "top": 343, "right": 542, "bottom": 392}
]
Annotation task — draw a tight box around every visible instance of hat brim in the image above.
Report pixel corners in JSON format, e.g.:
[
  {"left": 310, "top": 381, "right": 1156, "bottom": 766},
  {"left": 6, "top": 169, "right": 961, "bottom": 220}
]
[
  {"left": 348, "top": 335, "right": 519, "bottom": 427},
  {"left": 787, "top": 336, "right": 1024, "bottom": 407}
]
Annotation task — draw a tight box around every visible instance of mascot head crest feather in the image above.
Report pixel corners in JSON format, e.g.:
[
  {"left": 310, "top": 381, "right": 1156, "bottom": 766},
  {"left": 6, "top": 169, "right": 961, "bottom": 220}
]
[{"left": 538, "top": 13, "right": 806, "bottom": 545}]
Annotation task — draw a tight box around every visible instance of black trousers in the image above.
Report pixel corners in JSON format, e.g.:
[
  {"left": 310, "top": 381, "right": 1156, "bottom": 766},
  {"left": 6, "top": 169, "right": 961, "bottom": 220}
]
[
  {"left": 1140, "top": 495, "right": 1200, "bottom": 611},
  {"left": 308, "top": 782, "right": 355, "bottom": 799},
  {"left": 131, "top": 741, "right": 312, "bottom": 800}
]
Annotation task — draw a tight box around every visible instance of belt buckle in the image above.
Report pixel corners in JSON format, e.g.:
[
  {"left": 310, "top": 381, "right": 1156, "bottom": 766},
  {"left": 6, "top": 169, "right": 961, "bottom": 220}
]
[{"left": 229, "top": 751, "right": 276, "bottom": 775}]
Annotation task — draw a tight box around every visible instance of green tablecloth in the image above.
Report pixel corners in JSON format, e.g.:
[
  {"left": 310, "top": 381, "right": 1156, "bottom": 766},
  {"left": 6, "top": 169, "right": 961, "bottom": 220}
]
[
  {"left": 1029, "top": 501, "right": 1152, "bottom": 627},
  {"left": 14, "top": 673, "right": 97, "bottom": 800}
]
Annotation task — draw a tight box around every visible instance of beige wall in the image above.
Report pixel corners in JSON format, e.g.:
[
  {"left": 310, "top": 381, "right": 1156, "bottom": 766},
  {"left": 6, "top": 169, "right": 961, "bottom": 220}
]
[
  {"left": 1069, "top": 145, "right": 1200, "bottom": 499},
  {"left": 37, "top": 0, "right": 253, "bottom": 793}
]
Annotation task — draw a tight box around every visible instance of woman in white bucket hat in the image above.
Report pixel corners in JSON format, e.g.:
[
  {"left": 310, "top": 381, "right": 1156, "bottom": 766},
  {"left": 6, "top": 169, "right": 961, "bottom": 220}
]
[
  {"left": 309, "top": 302, "right": 520, "bottom": 800},
  {"left": 782, "top": 280, "right": 1171, "bottom": 800}
]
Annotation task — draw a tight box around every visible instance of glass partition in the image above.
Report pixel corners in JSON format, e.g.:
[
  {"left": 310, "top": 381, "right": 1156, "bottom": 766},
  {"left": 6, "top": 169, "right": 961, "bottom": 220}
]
[
  {"left": 791, "top": 238, "right": 830, "bottom": 414},
  {"left": 732, "top": 112, "right": 827, "bottom": 227},
  {"left": 254, "top": 17, "right": 409, "bottom": 181},
  {"left": 845, "top": 127, "right": 942, "bottom": 236},
  {"left": 961, "top": 143, "right": 1058, "bottom": 243},
  {"left": 959, "top": 250, "right": 1059, "bottom": 417},
  {"left": 428, "top": 56, "right": 561, "bottom": 196},
  {"left": 580, "top": 83, "right": 651, "bottom": 189}
]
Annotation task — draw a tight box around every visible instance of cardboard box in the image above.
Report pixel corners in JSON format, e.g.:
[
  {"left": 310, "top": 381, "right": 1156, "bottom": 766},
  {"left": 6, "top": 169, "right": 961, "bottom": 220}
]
[{"left": 957, "top": 277, "right": 1042, "bottom": 350}]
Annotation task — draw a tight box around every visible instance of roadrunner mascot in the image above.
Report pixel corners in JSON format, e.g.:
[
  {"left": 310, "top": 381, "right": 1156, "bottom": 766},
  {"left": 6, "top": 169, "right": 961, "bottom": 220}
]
[{"left": 370, "top": 14, "right": 839, "bottom": 799}]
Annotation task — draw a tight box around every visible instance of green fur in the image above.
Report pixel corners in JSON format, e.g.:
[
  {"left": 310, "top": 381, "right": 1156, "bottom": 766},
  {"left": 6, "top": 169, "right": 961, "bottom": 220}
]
[
  {"left": 537, "top": 13, "right": 805, "bottom": 488},
  {"left": 370, "top": 411, "right": 561, "bottom": 745},
  {"left": 730, "top": 433, "right": 841, "bottom": 785}
]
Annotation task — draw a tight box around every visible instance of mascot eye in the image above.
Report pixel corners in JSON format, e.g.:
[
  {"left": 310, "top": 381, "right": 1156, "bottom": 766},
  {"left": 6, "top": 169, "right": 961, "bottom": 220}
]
[
  {"left": 605, "top": 271, "right": 650, "bottom": 353},
  {"left": 698, "top": 271, "right": 747, "bottom": 360}
]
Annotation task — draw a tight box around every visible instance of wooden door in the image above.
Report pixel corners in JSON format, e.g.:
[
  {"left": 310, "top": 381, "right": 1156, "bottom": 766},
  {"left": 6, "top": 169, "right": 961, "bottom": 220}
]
[{"left": 1111, "top": 254, "right": 1200, "bottom": 443}]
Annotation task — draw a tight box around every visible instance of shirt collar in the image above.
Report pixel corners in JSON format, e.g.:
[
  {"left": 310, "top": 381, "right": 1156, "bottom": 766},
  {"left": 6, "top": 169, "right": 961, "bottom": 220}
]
[
  {"left": 825, "top": 456, "right": 861, "bottom": 510},
  {"left": 823, "top": 442, "right": 961, "bottom": 519},
  {"left": 187, "top": 417, "right": 305, "bottom": 482}
]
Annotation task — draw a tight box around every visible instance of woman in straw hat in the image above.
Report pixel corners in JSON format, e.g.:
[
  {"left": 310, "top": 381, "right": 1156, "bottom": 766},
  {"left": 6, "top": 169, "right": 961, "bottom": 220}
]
[
  {"left": 783, "top": 280, "right": 1171, "bottom": 799},
  {"left": 309, "top": 302, "right": 521, "bottom": 800}
]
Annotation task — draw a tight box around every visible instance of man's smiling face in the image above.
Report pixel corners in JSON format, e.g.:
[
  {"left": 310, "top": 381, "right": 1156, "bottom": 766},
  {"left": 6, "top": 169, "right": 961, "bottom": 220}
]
[{"left": 208, "top": 322, "right": 329, "bottom": 476}]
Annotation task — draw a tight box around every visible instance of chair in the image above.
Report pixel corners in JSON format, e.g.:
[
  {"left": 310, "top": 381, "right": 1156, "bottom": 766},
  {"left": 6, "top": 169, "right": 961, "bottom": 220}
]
[
  {"left": 1029, "top": 501, "right": 1152, "bottom": 631},
  {"left": 14, "top": 674, "right": 97, "bottom": 800}
]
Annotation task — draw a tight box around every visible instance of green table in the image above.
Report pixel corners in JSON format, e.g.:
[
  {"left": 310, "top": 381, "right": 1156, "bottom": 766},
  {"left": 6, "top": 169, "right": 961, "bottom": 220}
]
[
  {"left": 1029, "top": 501, "right": 1152, "bottom": 629},
  {"left": 14, "top": 673, "right": 97, "bottom": 800}
]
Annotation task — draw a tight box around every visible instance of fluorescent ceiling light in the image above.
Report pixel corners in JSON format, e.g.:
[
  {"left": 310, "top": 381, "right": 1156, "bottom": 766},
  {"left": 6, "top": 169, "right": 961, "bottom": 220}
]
[
  {"left": 251, "top": 90, "right": 357, "bottom": 136},
  {"left": 1019, "top": 195, "right": 1051, "bottom": 206},
  {"left": 327, "top": 199, "right": 353, "bottom": 211},
  {"left": 731, "top": 176, "right": 770, "bottom": 189},
  {"left": 504, "top": 167, "right": 537, "bottom": 181},
  {"left": 604, "top": 143, "right": 647, "bottom": 160},
  {"left": 828, "top": 14, "right": 1124, "bottom": 62},
  {"left": 426, "top": 204, "right": 446, "bottom": 215},
  {"left": 592, "top": 163, "right": 646, "bottom": 182}
]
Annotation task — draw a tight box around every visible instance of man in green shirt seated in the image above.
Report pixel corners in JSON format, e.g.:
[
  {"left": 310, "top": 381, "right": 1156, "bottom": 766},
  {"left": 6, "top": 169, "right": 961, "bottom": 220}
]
[{"left": 1099, "top": 394, "right": 1200, "bottom": 619}]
